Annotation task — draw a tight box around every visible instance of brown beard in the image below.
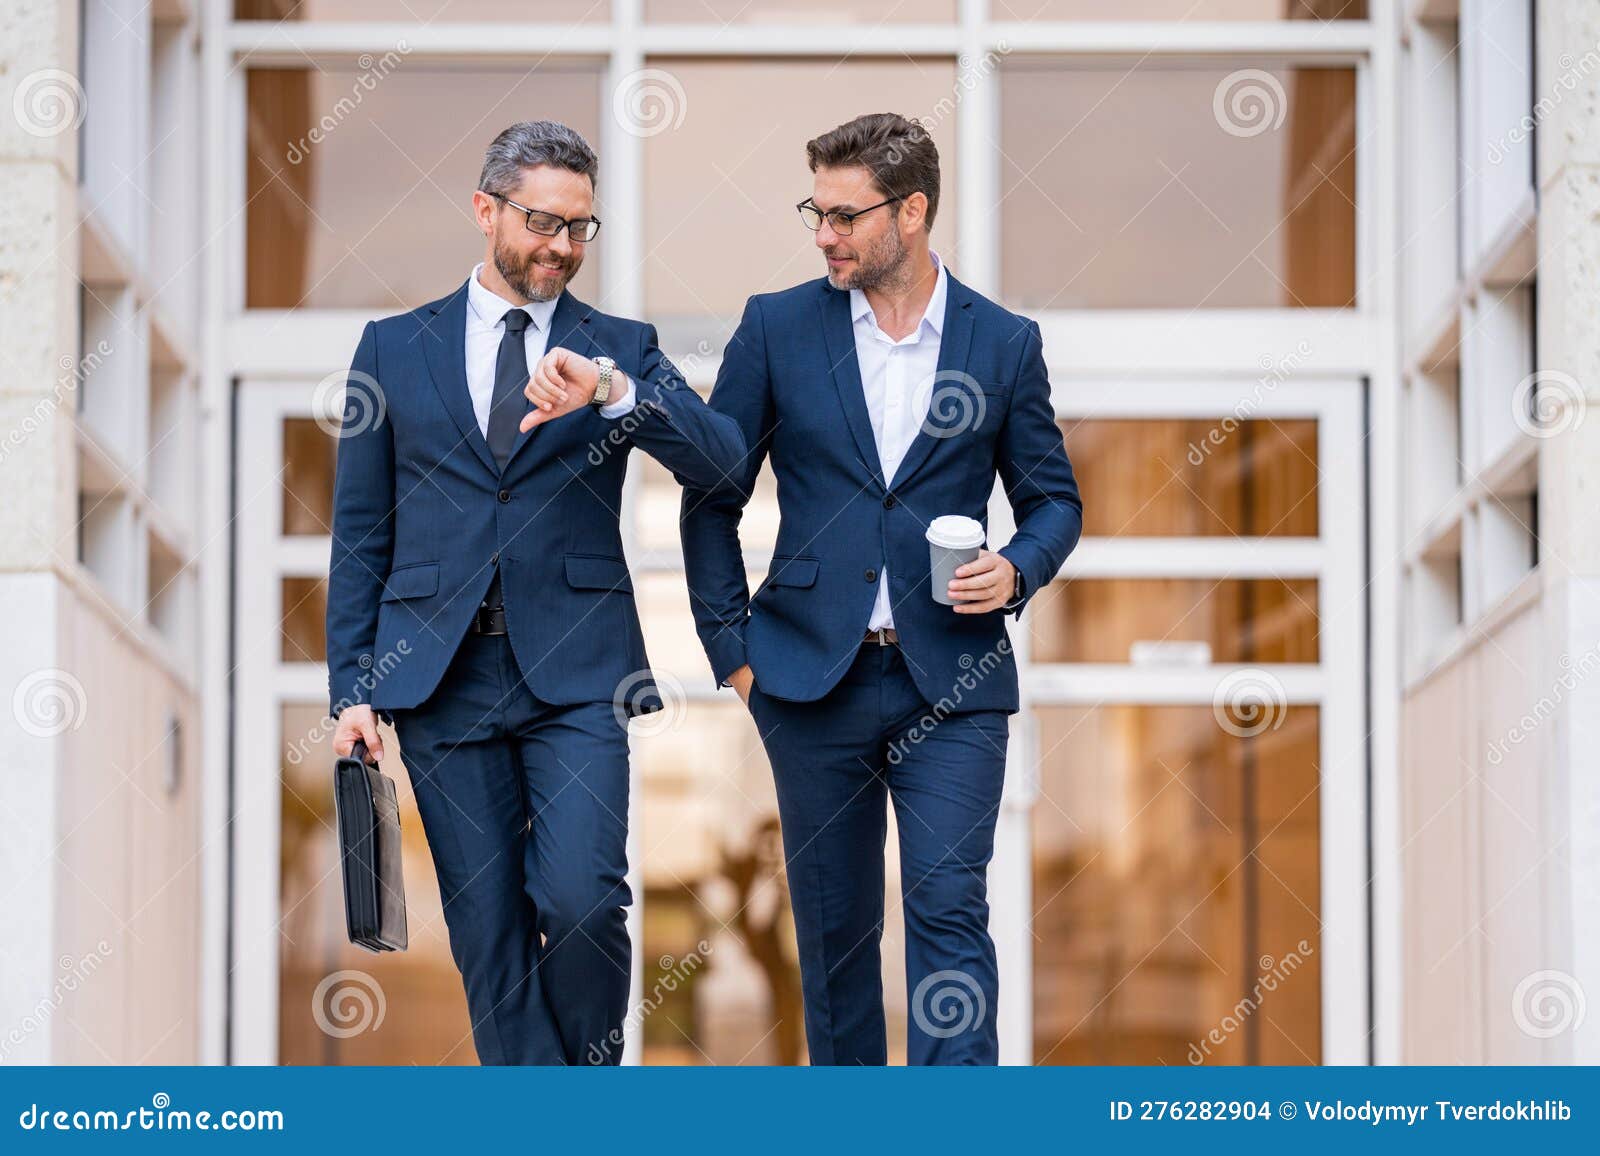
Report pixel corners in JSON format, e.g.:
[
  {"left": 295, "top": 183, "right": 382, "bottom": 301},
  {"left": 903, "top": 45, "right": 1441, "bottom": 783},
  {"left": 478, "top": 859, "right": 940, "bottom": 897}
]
[
  {"left": 493, "top": 234, "right": 577, "bottom": 303},
  {"left": 828, "top": 226, "right": 909, "bottom": 293}
]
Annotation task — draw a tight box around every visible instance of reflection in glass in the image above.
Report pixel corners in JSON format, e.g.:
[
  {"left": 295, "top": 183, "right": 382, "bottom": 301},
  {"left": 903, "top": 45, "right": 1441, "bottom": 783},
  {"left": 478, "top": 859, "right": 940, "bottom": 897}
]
[
  {"left": 247, "top": 65, "right": 602, "bottom": 309},
  {"left": 1000, "top": 65, "right": 1356, "bottom": 308},
  {"left": 282, "top": 417, "right": 335, "bottom": 536},
  {"left": 278, "top": 704, "right": 476, "bottom": 1063},
  {"left": 1062, "top": 418, "right": 1319, "bottom": 538},
  {"left": 1029, "top": 578, "right": 1319, "bottom": 664},
  {"left": 1033, "top": 705, "right": 1322, "bottom": 1064}
]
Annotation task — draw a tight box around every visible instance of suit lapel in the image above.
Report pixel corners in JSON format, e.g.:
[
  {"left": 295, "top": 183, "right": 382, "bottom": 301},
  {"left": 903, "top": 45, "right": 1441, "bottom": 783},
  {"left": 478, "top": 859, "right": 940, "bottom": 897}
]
[
  {"left": 502, "top": 289, "right": 598, "bottom": 478},
  {"left": 421, "top": 281, "right": 499, "bottom": 477},
  {"left": 818, "top": 284, "right": 885, "bottom": 485},
  {"left": 887, "top": 272, "right": 975, "bottom": 490}
]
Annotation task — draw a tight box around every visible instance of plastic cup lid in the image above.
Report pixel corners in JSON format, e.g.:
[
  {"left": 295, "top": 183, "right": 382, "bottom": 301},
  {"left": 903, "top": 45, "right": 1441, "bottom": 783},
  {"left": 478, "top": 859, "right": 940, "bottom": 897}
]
[{"left": 925, "top": 514, "right": 985, "bottom": 550}]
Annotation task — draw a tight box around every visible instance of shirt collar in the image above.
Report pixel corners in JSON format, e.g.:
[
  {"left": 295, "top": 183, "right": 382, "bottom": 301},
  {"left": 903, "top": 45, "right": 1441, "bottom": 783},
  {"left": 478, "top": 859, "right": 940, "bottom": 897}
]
[
  {"left": 467, "top": 262, "right": 560, "bottom": 332},
  {"left": 849, "top": 251, "right": 947, "bottom": 339}
]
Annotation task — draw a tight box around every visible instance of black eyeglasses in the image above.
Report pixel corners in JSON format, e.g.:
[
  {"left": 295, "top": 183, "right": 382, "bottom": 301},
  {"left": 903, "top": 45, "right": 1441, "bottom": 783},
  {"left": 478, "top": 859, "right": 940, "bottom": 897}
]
[
  {"left": 797, "top": 196, "right": 901, "bottom": 236},
  {"left": 492, "top": 194, "right": 602, "bottom": 242}
]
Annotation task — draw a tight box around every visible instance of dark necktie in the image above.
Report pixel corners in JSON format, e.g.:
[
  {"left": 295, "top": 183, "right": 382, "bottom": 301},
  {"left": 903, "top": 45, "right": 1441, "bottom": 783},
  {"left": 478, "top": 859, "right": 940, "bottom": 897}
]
[
  {"left": 486, "top": 307, "right": 531, "bottom": 471},
  {"left": 482, "top": 308, "right": 530, "bottom": 610}
]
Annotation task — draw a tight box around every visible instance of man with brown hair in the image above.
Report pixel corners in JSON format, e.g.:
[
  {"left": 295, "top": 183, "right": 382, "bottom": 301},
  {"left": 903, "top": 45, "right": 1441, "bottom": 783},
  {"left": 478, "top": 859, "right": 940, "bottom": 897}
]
[{"left": 681, "top": 113, "right": 1082, "bottom": 1064}]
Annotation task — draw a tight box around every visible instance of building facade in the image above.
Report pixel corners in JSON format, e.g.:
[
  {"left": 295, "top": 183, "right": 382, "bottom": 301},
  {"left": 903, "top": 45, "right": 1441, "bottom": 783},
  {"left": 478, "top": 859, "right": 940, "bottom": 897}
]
[{"left": 1, "top": 0, "right": 1595, "bottom": 1066}]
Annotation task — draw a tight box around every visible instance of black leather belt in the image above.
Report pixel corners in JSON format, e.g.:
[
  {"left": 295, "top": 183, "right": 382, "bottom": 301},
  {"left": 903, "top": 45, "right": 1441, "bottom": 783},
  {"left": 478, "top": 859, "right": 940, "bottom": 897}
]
[{"left": 468, "top": 604, "right": 509, "bottom": 635}]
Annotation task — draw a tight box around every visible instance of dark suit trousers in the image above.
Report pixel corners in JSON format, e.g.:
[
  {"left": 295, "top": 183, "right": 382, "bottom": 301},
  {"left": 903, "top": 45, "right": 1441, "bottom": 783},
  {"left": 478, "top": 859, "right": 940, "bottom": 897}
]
[
  {"left": 748, "top": 641, "right": 1009, "bottom": 1065},
  {"left": 391, "top": 631, "right": 632, "bottom": 1065}
]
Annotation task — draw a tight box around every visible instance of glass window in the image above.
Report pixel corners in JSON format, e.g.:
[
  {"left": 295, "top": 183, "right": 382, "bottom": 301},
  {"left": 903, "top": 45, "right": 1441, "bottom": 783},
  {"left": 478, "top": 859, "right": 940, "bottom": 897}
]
[
  {"left": 1062, "top": 418, "right": 1320, "bottom": 538},
  {"left": 278, "top": 703, "right": 477, "bottom": 1064},
  {"left": 247, "top": 64, "right": 603, "bottom": 309},
  {"left": 281, "top": 576, "right": 328, "bottom": 663},
  {"left": 282, "top": 417, "right": 335, "bottom": 536},
  {"left": 1033, "top": 704, "right": 1322, "bottom": 1065},
  {"left": 994, "top": 0, "right": 1365, "bottom": 18},
  {"left": 1001, "top": 64, "right": 1357, "bottom": 308},
  {"left": 643, "top": 58, "right": 959, "bottom": 339},
  {"left": 237, "top": 0, "right": 606, "bottom": 20},
  {"left": 646, "top": 0, "right": 954, "bottom": 21},
  {"left": 1030, "top": 577, "right": 1320, "bottom": 664}
]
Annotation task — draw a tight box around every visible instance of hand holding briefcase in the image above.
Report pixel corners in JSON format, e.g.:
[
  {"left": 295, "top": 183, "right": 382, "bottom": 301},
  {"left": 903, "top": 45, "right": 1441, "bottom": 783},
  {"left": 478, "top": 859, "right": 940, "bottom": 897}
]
[{"left": 333, "top": 738, "right": 409, "bottom": 952}]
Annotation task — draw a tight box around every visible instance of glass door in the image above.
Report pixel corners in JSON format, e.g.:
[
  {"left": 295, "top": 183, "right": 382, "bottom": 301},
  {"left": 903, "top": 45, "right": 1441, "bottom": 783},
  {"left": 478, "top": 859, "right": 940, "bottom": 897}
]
[{"left": 1005, "top": 378, "right": 1368, "bottom": 1065}]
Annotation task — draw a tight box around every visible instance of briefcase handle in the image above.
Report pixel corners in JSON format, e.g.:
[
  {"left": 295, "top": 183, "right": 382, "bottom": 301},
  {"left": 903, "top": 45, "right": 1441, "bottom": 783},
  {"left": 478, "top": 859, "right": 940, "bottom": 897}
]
[{"left": 348, "top": 738, "right": 378, "bottom": 766}]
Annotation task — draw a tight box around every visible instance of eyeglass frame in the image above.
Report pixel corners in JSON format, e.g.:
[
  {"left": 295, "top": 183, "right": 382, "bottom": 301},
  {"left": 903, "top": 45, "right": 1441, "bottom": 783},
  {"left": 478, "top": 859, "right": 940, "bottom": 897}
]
[
  {"left": 491, "top": 193, "right": 602, "bottom": 241},
  {"left": 796, "top": 196, "right": 903, "bottom": 236}
]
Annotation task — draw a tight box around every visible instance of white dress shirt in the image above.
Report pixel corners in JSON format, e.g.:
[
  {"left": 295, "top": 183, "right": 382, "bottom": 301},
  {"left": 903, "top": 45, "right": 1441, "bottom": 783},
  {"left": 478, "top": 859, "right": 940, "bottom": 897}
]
[
  {"left": 849, "top": 252, "right": 949, "bottom": 631},
  {"left": 464, "top": 262, "right": 636, "bottom": 438}
]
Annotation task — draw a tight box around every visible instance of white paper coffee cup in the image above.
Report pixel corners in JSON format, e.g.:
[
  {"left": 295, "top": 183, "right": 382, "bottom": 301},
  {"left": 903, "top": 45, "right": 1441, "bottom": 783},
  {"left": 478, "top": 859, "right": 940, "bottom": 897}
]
[{"left": 926, "top": 515, "right": 985, "bottom": 605}]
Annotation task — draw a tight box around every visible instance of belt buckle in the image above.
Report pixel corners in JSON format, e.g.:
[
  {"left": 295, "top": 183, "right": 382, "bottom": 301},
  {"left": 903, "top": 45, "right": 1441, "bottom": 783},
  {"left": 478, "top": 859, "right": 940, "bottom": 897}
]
[{"left": 868, "top": 627, "right": 891, "bottom": 647}]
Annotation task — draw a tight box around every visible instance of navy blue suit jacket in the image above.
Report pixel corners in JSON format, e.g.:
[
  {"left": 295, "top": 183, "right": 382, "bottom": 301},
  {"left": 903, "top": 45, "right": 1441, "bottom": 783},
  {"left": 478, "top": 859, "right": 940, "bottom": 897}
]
[
  {"left": 681, "top": 272, "right": 1082, "bottom": 714},
  {"left": 326, "top": 279, "right": 746, "bottom": 720}
]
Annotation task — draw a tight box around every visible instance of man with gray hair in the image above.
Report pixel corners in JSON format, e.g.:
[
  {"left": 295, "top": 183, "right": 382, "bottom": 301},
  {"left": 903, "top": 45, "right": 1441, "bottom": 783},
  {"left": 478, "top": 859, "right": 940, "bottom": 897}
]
[{"left": 327, "top": 121, "right": 745, "bottom": 1064}]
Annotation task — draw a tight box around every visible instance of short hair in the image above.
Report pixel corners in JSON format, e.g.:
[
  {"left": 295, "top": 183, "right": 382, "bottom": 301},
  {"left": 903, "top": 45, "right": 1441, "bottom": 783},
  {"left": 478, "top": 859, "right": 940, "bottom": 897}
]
[
  {"left": 804, "top": 112, "right": 940, "bottom": 231},
  {"left": 478, "top": 120, "right": 598, "bottom": 196}
]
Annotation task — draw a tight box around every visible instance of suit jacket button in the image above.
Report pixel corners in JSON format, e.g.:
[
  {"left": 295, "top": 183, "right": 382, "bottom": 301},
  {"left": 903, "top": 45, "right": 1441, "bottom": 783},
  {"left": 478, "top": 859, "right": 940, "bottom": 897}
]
[
  {"left": 883, "top": 494, "right": 896, "bottom": 509},
  {"left": 490, "top": 552, "right": 500, "bottom": 565},
  {"left": 497, "top": 489, "right": 511, "bottom": 503},
  {"left": 864, "top": 568, "right": 877, "bottom": 582}
]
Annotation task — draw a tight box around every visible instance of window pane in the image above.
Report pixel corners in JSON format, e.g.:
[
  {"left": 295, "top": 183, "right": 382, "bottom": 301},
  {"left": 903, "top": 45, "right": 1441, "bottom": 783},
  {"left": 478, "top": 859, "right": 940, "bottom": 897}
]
[
  {"left": 278, "top": 703, "right": 476, "bottom": 1063},
  {"left": 237, "top": 0, "right": 607, "bottom": 20},
  {"left": 1001, "top": 64, "right": 1356, "bottom": 308},
  {"left": 282, "top": 417, "right": 335, "bottom": 536},
  {"left": 1030, "top": 577, "right": 1319, "bottom": 664},
  {"left": 643, "top": 58, "right": 959, "bottom": 335},
  {"left": 281, "top": 576, "right": 328, "bottom": 663},
  {"left": 1062, "top": 418, "right": 1319, "bottom": 537},
  {"left": 247, "top": 64, "right": 602, "bottom": 309},
  {"left": 994, "top": 0, "right": 1364, "bottom": 18},
  {"left": 1033, "top": 704, "right": 1322, "bottom": 1064},
  {"left": 646, "top": 0, "right": 954, "bottom": 20}
]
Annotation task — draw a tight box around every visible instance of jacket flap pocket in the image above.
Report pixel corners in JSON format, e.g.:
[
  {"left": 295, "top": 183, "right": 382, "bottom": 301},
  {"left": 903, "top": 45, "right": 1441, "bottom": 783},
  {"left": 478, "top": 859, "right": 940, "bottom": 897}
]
[
  {"left": 380, "top": 562, "right": 439, "bottom": 602},
  {"left": 564, "top": 553, "right": 634, "bottom": 593},
  {"left": 764, "top": 556, "right": 819, "bottom": 589}
]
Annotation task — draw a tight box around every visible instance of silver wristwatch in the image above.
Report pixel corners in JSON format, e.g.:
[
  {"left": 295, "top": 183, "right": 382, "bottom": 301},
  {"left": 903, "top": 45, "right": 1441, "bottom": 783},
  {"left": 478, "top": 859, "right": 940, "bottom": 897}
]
[{"left": 591, "top": 356, "right": 617, "bottom": 406}]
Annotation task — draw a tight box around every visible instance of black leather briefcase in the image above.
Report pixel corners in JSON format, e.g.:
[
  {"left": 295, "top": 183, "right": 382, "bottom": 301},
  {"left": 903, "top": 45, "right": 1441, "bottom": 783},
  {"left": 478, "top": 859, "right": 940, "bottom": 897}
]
[{"left": 333, "top": 739, "right": 409, "bottom": 952}]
